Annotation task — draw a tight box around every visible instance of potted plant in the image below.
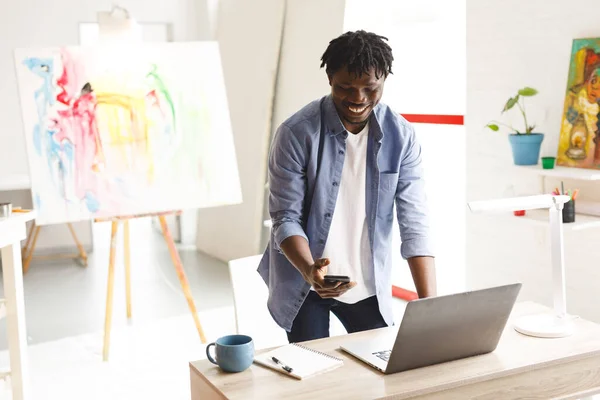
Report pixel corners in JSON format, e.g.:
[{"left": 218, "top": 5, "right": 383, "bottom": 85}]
[{"left": 486, "top": 87, "right": 544, "bottom": 166}]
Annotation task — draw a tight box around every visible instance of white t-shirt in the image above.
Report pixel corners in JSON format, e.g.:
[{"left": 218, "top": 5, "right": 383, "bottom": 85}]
[{"left": 319, "top": 122, "right": 375, "bottom": 304}]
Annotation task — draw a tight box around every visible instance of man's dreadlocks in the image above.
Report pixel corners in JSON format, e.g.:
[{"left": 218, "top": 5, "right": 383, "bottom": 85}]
[{"left": 320, "top": 30, "right": 394, "bottom": 79}]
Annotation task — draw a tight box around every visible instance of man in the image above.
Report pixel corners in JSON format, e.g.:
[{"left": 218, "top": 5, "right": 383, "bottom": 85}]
[{"left": 258, "top": 30, "right": 436, "bottom": 343}]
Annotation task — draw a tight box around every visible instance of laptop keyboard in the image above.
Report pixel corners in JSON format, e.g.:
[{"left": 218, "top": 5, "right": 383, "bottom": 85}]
[{"left": 373, "top": 350, "right": 391, "bottom": 362}]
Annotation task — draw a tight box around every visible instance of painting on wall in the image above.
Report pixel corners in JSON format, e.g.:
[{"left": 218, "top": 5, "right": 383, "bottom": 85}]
[
  {"left": 557, "top": 38, "right": 600, "bottom": 169},
  {"left": 14, "top": 42, "right": 242, "bottom": 225}
]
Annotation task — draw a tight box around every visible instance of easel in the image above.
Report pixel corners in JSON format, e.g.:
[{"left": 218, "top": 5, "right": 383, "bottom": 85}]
[
  {"left": 91, "top": 6, "right": 206, "bottom": 361},
  {"left": 21, "top": 222, "right": 88, "bottom": 274},
  {"left": 94, "top": 210, "right": 206, "bottom": 361}
]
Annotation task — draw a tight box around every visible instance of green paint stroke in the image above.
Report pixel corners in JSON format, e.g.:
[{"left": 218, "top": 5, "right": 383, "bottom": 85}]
[
  {"left": 147, "top": 64, "right": 176, "bottom": 132},
  {"left": 171, "top": 91, "right": 211, "bottom": 181}
]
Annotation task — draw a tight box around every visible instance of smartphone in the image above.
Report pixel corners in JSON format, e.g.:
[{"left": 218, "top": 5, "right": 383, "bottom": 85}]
[{"left": 323, "top": 275, "right": 351, "bottom": 284}]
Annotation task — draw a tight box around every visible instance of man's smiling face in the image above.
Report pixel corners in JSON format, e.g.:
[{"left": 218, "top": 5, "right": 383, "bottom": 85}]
[{"left": 328, "top": 66, "right": 385, "bottom": 134}]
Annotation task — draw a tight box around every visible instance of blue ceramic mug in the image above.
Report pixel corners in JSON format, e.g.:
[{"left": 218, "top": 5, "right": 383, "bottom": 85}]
[{"left": 206, "top": 334, "right": 254, "bottom": 373}]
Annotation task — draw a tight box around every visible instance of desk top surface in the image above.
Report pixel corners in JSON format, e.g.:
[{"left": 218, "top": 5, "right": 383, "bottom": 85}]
[{"left": 190, "top": 301, "right": 600, "bottom": 400}]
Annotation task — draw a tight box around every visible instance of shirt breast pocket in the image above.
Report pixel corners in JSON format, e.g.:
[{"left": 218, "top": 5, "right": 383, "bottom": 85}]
[
  {"left": 380, "top": 172, "right": 399, "bottom": 193},
  {"left": 377, "top": 172, "right": 398, "bottom": 222}
]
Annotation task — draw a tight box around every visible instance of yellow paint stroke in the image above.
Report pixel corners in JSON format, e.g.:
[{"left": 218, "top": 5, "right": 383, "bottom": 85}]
[
  {"left": 89, "top": 69, "right": 176, "bottom": 183},
  {"left": 94, "top": 91, "right": 155, "bottom": 182}
]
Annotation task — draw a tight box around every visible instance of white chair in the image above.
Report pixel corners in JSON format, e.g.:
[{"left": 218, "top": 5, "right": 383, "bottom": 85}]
[{"left": 228, "top": 255, "right": 346, "bottom": 350}]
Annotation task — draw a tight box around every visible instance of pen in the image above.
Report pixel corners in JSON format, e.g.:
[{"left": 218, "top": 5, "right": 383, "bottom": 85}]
[{"left": 272, "top": 356, "right": 293, "bottom": 373}]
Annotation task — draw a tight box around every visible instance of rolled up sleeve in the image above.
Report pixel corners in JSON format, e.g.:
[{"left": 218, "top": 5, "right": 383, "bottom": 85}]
[
  {"left": 268, "top": 123, "right": 309, "bottom": 250},
  {"left": 395, "top": 124, "right": 435, "bottom": 259}
]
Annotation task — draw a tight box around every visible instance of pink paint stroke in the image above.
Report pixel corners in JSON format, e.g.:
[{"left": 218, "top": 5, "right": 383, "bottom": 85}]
[{"left": 49, "top": 49, "right": 104, "bottom": 210}]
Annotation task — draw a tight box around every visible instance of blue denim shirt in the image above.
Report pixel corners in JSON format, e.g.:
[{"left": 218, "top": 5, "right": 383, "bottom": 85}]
[{"left": 258, "top": 94, "right": 434, "bottom": 332}]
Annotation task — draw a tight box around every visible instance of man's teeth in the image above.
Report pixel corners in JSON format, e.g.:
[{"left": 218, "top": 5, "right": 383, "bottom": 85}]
[{"left": 348, "top": 105, "right": 366, "bottom": 113}]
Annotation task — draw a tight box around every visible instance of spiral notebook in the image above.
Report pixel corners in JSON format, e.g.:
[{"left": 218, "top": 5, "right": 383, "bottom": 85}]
[{"left": 253, "top": 343, "right": 344, "bottom": 380}]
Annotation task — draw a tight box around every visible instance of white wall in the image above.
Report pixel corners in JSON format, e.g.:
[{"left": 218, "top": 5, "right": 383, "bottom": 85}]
[
  {"left": 0, "top": 0, "right": 210, "bottom": 252},
  {"left": 258, "top": 0, "right": 348, "bottom": 249},
  {"left": 270, "top": 0, "right": 347, "bottom": 124},
  {"left": 344, "top": 0, "right": 466, "bottom": 296},
  {"left": 195, "top": 0, "right": 285, "bottom": 261},
  {"left": 467, "top": 0, "right": 600, "bottom": 322}
]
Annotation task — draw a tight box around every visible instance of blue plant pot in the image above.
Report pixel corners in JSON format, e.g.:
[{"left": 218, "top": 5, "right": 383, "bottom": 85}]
[{"left": 508, "top": 133, "right": 544, "bottom": 165}]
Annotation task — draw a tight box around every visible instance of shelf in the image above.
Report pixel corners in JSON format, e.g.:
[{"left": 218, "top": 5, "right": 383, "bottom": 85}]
[
  {"left": 516, "top": 165, "right": 600, "bottom": 181},
  {"left": 487, "top": 209, "right": 600, "bottom": 232}
]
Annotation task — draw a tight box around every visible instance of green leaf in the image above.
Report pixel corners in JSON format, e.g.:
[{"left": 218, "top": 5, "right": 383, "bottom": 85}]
[
  {"left": 518, "top": 87, "right": 538, "bottom": 96},
  {"left": 528, "top": 125, "right": 536, "bottom": 133},
  {"left": 503, "top": 95, "right": 520, "bottom": 112},
  {"left": 486, "top": 124, "right": 500, "bottom": 131}
]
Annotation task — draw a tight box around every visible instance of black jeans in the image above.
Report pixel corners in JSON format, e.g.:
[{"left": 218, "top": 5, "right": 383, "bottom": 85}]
[{"left": 287, "top": 291, "right": 388, "bottom": 343}]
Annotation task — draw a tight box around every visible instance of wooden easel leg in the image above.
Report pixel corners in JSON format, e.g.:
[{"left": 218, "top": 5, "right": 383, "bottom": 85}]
[
  {"left": 158, "top": 215, "right": 207, "bottom": 343},
  {"left": 22, "top": 226, "right": 41, "bottom": 275},
  {"left": 22, "top": 221, "right": 36, "bottom": 259},
  {"left": 103, "top": 221, "right": 119, "bottom": 362},
  {"left": 67, "top": 223, "right": 88, "bottom": 266},
  {"left": 124, "top": 219, "right": 132, "bottom": 319}
]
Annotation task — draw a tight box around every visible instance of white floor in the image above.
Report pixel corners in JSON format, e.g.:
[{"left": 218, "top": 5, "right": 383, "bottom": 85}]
[
  {"left": 0, "top": 304, "right": 410, "bottom": 400},
  {"left": 0, "top": 217, "right": 237, "bottom": 399},
  {"left": 0, "top": 307, "right": 237, "bottom": 400},
  {"left": 0, "top": 218, "right": 233, "bottom": 349}
]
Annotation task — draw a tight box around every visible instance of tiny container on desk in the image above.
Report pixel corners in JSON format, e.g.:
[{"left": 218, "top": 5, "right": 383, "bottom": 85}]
[
  {"left": 0, "top": 203, "right": 12, "bottom": 219},
  {"left": 562, "top": 199, "right": 575, "bottom": 223}
]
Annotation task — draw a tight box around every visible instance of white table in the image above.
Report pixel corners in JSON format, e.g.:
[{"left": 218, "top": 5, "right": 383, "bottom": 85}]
[{"left": 0, "top": 210, "right": 35, "bottom": 399}]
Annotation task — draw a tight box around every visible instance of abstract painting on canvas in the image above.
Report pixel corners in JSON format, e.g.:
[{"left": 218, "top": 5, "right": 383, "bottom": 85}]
[
  {"left": 14, "top": 42, "right": 242, "bottom": 225},
  {"left": 557, "top": 38, "right": 600, "bottom": 169}
]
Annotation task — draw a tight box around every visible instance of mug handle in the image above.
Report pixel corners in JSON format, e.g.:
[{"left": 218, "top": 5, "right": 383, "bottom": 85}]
[{"left": 206, "top": 343, "right": 217, "bottom": 365}]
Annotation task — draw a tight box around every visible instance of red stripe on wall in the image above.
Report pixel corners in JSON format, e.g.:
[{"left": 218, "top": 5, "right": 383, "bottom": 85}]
[
  {"left": 392, "top": 285, "right": 418, "bottom": 301},
  {"left": 401, "top": 114, "right": 464, "bottom": 125},
  {"left": 391, "top": 113, "right": 463, "bottom": 301}
]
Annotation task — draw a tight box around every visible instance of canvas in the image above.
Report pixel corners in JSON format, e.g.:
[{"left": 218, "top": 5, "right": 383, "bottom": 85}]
[
  {"left": 557, "top": 38, "right": 600, "bottom": 169},
  {"left": 14, "top": 42, "right": 242, "bottom": 225}
]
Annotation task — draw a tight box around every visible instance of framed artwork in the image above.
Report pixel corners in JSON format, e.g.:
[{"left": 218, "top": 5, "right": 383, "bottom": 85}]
[{"left": 557, "top": 38, "right": 600, "bottom": 169}]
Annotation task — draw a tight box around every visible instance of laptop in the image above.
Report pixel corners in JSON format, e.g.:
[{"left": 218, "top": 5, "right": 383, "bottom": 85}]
[{"left": 340, "top": 283, "right": 522, "bottom": 374}]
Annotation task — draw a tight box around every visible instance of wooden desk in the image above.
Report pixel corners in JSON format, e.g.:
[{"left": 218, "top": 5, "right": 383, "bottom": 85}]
[{"left": 190, "top": 302, "right": 600, "bottom": 400}]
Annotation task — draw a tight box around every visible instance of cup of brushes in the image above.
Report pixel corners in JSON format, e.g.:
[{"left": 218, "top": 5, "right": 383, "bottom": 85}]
[{"left": 552, "top": 186, "right": 578, "bottom": 223}]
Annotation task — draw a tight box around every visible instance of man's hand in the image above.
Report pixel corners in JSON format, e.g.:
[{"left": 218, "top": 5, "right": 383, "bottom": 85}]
[
  {"left": 279, "top": 236, "right": 357, "bottom": 298},
  {"left": 302, "top": 258, "right": 357, "bottom": 299}
]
